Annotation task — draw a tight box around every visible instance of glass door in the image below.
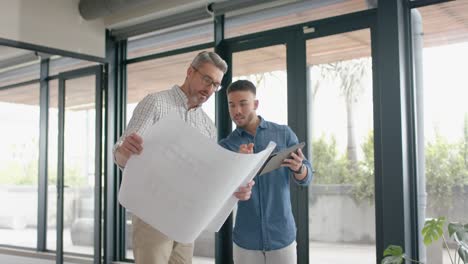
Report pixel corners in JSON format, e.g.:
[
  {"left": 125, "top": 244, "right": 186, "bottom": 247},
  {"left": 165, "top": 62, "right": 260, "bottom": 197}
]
[
  {"left": 305, "top": 28, "right": 375, "bottom": 264},
  {"left": 223, "top": 12, "right": 375, "bottom": 264},
  {"left": 56, "top": 66, "right": 104, "bottom": 264},
  {"left": 220, "top": 33, "right": 295, "bottom": 264}
]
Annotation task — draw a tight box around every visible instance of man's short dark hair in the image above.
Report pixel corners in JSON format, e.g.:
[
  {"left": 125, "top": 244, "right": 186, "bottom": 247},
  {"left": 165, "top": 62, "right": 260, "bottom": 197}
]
[{"left": 226, "top": 80, "right": 256, "bottom": 95}]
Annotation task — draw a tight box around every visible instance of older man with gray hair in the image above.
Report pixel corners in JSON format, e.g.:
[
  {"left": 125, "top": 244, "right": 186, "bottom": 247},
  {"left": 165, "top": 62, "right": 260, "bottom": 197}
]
[{"left": 113, "top": 51, "right": 255, "bottom": 263}]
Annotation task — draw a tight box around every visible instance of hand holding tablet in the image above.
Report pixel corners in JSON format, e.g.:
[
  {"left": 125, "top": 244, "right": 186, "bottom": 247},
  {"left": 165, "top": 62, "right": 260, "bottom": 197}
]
[{"left": 257, "top": 142, "right": 306, "bottom": 176}]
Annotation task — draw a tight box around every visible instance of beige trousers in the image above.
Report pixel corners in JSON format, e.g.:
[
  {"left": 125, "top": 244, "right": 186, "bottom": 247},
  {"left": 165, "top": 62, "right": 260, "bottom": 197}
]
[{"left": 132, "top": 216, "right": 193, "bottom": 264}]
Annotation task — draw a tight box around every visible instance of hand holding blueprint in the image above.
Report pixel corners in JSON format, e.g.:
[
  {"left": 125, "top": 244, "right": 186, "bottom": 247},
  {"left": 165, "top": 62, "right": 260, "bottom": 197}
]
[{"left": 118, "top": 114, "right": 275, "bottom": 243}]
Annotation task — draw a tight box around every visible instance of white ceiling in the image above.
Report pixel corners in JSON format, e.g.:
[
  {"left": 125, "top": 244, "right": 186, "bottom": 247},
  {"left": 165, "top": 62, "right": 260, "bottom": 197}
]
[
  {"left": 103, "top": 0, "right": 213, "bottom": 29},
  {"left": 0, "top": 46, "right": 31, "bottom": 61},
  {"left": 0, "top": 0, "right": 219, "bottom": 68}
]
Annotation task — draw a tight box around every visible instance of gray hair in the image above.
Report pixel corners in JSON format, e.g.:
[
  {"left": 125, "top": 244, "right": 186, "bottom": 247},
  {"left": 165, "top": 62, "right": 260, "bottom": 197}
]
[{"left": 191, "top": 51, "right": 228, "bottom": 74}]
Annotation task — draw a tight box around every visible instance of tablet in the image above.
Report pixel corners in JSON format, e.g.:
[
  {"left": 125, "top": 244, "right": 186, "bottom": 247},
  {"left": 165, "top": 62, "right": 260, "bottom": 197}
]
[{"left": 258, "top": 142, "right": 306, "bottom": 176}]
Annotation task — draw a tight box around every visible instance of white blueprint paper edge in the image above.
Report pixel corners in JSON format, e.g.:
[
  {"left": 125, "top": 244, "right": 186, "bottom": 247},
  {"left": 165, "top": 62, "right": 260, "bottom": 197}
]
[{"left": 118, "top": 113, "right": 275, "bottom": 243}]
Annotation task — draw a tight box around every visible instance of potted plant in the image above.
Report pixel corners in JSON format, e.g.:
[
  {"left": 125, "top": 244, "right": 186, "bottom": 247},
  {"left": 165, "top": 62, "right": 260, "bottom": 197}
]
[{"left": 382, "top": 217, "right": 467, "bottom": 264}]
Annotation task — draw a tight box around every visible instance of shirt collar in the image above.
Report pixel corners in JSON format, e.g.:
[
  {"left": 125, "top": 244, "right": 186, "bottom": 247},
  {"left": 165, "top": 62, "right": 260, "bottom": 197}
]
[
  {"left": 258, "top": 116, "right": 268, "bottom": 129},
  {"left": 235, "top": 115, "right": 268, "bottom": 136},
  {"left": 172, "top": 85, "right": 202, "bottom": 110}
]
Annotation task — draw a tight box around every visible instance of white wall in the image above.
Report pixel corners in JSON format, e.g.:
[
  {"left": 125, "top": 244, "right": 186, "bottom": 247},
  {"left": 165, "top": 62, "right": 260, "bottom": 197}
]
[{"left": 0, "top": 0, "right": 106, "bottom": 58}]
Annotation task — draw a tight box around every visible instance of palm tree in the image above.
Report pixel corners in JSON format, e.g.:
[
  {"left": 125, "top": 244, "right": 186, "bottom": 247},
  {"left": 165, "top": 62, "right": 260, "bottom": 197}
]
[
  {"left": 334, "top": 57, "right": 371, "bottom": 170},
  {"left": 310, "top": 58, "right": 371, "bottom": 170},
  {"left": 309, "top": 64, "right": 337, "bottom": 102}
]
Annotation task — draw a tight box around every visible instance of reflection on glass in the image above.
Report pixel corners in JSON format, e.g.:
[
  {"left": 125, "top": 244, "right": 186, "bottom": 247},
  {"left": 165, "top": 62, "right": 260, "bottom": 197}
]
[
  {"left": 307, "top": 29, "right": 375, "bottom": 263},
  {"left": 0, "top": 84, "right": 39, "bottom": 248}
]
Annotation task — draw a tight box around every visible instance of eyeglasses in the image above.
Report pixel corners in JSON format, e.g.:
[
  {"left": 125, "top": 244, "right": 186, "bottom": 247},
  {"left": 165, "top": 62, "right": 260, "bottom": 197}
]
[{"left": 192, "top": 66, "right": 222, "bottom": 92}]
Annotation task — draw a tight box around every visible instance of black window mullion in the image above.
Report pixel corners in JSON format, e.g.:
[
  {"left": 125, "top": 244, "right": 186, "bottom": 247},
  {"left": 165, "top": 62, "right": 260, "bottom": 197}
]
[
  {"left": 56, "top": 77, "right": 65, "bottom": 264},
  {"left": 374, "top": 1, "right": 418, "bottom": 262},
  {"left": 214, "top": 14, "right": 234, "bottom": 264},
  {"left": 94, "top": 65, "right": 104, "bottom": 264},
  {"left": 286, "top": 30, "right": 309, "bottom": 264},
  {"left": 38, "top": 58, "right": 50, "bottom": 251},
  {"left": 104, "top": 30, "right": 118, "bottom": 264},
  {"left": 117, "top": 40, "right": 128, "bottom": 261}
]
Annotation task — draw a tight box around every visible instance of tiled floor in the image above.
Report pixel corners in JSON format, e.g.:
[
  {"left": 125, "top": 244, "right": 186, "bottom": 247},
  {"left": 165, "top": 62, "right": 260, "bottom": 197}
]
[{"left": 0, "top": 254, "right": 213, "bottom": 264}]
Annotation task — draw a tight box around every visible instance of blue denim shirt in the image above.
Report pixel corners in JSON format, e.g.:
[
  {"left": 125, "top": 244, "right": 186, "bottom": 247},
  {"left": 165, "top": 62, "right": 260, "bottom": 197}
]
[{"left": 219, "top": 116, "right": 313, "bottom": 251}]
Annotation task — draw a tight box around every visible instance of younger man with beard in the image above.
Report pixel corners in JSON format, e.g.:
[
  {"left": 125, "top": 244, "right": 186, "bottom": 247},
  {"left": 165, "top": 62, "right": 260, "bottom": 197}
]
[{"left": 219, "top": 80, "right": 314, "bottom": 264}]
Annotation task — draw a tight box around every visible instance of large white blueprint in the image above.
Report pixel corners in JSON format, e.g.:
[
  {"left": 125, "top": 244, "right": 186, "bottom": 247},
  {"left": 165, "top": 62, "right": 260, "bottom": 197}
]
[{"left": 118, "top": 113, "right": 275, "bottom": 243}]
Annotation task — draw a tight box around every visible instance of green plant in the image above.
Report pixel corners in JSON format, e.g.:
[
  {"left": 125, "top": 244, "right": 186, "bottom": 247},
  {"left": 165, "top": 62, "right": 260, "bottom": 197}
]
[
  {"left": 312, "top": 126, "right": 468, "bottom": 203},
  {"left": 0, "top": 160, "right": 86, "bottom": 186},
  {"left": 426, "top": 134, "right": 467, "bottom": 206},
  {"left": 382, "top": 217, "right": 468, "bottom": 264},
  {"left": 0, "top": 160, "right": 37, "bottom": 185},
  {"left": 346, "top": 130, "right": 375, "bottom": 201},
  {"left": 311, "top": 135, "right": 348, "bottom": 184},
  {"left": 311, "top": 131, "right": 375, "bottom": 201}
]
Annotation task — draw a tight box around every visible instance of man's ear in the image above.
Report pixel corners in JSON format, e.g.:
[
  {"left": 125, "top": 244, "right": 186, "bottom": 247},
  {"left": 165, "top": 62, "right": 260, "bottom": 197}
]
[
  {"left": 254, "top": 99, "right": 259, "bottom": 110},
  {"left": 187, "top": 66, "right": 194, "bottom": 77}
]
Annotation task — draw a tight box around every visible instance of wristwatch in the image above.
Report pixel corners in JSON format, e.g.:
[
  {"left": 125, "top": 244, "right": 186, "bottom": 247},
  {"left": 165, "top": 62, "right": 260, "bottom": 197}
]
[{"left": 291, "top": 164, "right": 304, "bottom": 174}]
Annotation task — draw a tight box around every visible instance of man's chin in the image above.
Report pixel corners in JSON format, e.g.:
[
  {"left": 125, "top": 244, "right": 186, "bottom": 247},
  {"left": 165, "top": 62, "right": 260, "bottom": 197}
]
[
  {"left": 193, "top": 97, "right": 207, "bottom": 106},
  {"left": 234, "top": 121, "right": 245, "bottom": 127}
]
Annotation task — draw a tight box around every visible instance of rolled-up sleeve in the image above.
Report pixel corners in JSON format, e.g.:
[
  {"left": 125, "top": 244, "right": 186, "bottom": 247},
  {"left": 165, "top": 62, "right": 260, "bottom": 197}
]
[{"left": 112, "top": 94, "right": 158, "bottom": 170}]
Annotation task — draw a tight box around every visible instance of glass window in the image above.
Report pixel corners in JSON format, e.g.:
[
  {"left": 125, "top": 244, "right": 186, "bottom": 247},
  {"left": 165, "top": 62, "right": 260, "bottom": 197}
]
[
  {"left": 232, "top": 45, "right": 287, "bottom": 125},
  {"left": 306, "top": 29, "right": 375, "bottom": 263},
  {"left": 0, "top": 62, "right": 40, "bottom": 87},
  {"left": 0, "top": 47, "right": 39, "bottom": 87},
  {"left": 0, "top": 83, "right": 40, "bottom": 248},
  {"left": 414, "top": 1, "right": 468, "bottom": 263},
  {"left": 46, "top": 76, "right": 99, "bottom": 256},
  {"left": 49, "top": 57, "right": 97, "bottom": 76},
  {"left": 62, "top": 76, "right": 98, "bottom": 255}
]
